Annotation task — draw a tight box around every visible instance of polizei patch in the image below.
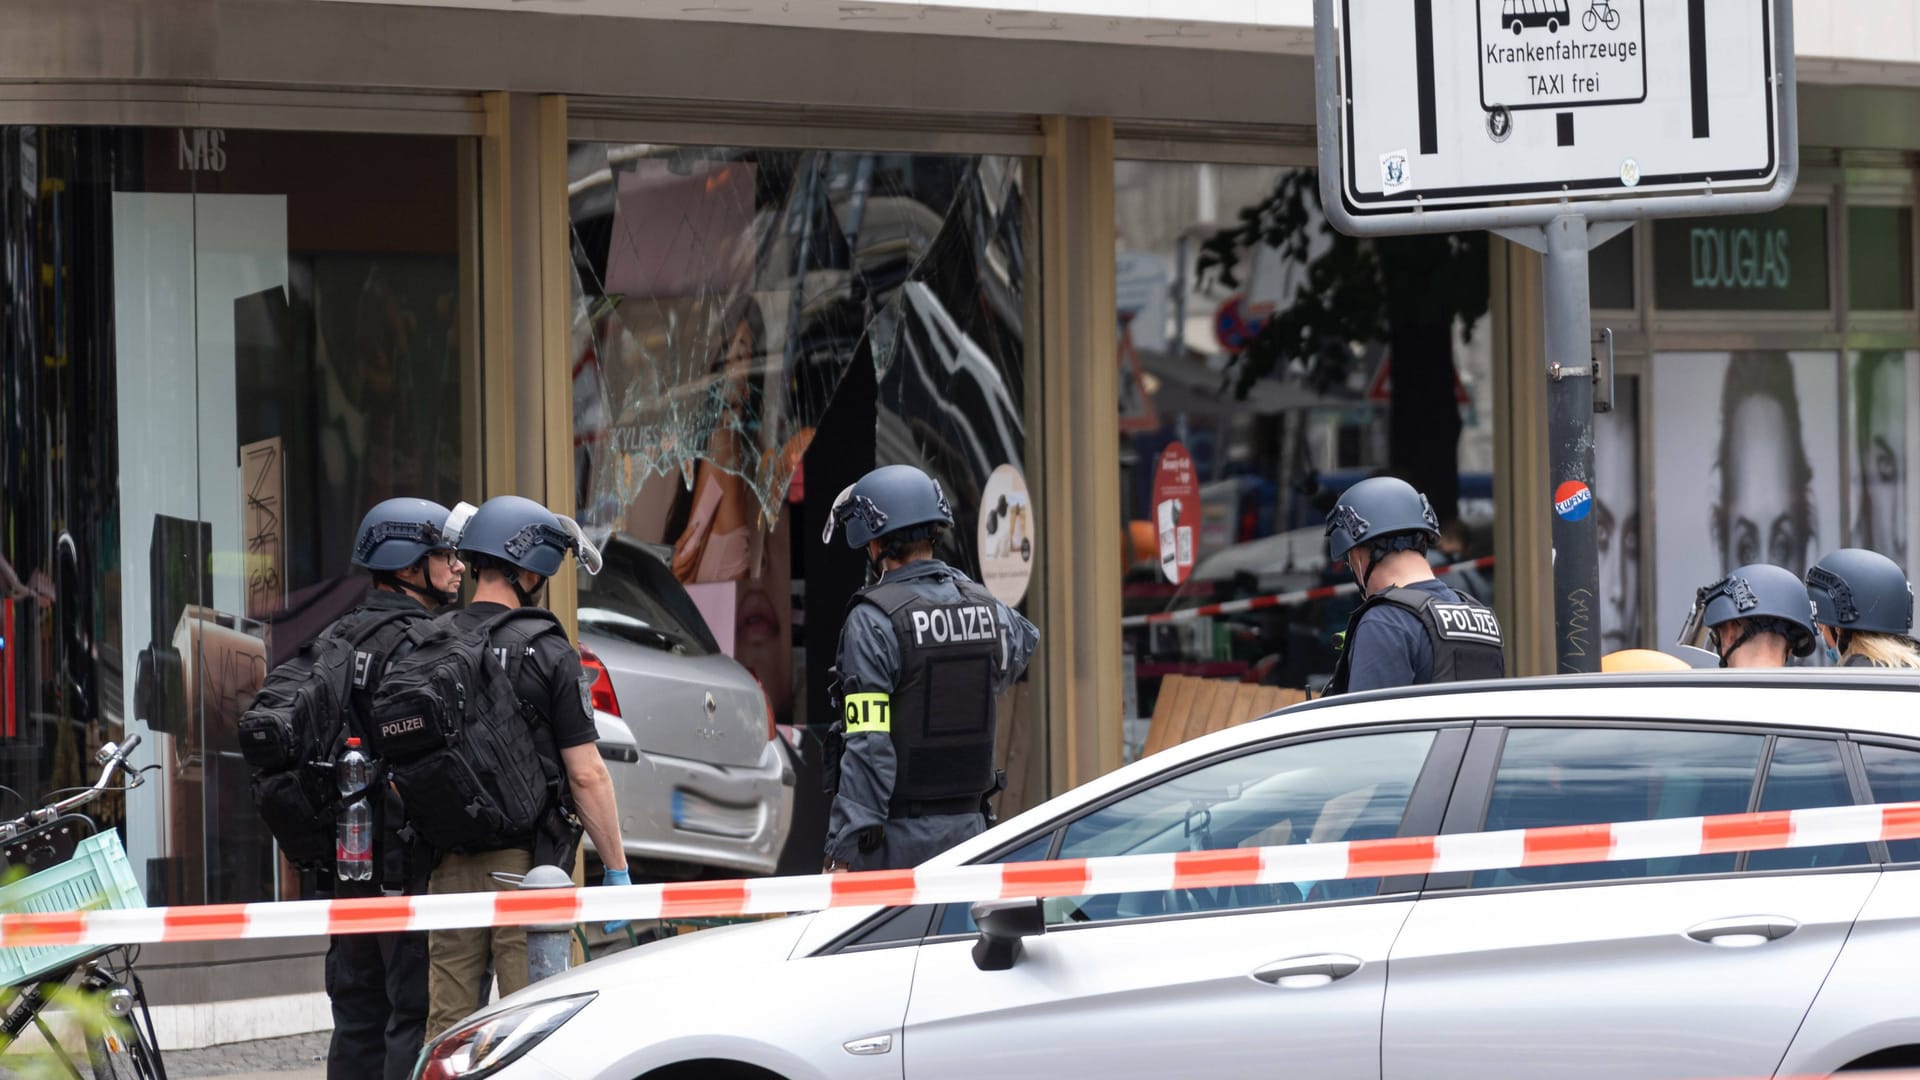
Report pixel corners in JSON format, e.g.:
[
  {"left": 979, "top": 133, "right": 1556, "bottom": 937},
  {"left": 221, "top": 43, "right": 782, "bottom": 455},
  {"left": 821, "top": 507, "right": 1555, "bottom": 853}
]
[
  {"left": 1432, "top": 602, "right": 1503, "bottom": 645},
  {"left": 381, "top": 714, "right": 427, "bottom": 740},
  {"left": 911, "top": 603, "right": 999, "bottom": 647}
]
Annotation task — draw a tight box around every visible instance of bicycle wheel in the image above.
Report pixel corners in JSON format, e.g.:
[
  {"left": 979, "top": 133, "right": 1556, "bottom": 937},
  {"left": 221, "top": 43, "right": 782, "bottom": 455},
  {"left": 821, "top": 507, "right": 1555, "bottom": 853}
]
[
  {"left": 86, "top": 1021, "right": 161, "bottom": 1080},
  {"left": 1582, "top": 8, "right": 1597, "bottom": 30},
  {"left": 1604, "top": 8, "right": 1619, "bottom": 28}
]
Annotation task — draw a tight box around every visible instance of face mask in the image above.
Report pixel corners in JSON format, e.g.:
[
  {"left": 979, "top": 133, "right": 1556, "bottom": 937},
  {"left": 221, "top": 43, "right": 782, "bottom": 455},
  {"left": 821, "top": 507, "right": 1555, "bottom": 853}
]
[{"left": 1824, "top": 642, "right": 1840, "bottom": 665}]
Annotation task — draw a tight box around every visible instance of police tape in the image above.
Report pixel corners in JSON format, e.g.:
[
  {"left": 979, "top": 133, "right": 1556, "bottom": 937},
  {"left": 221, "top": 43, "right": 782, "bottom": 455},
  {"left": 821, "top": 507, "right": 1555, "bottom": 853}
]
[
  {"left": 3, "top": 797, "right": 1916, "bottom": 948},
  {"left": 1119, "top": 556, "right": 1497, "bottom": 628}
]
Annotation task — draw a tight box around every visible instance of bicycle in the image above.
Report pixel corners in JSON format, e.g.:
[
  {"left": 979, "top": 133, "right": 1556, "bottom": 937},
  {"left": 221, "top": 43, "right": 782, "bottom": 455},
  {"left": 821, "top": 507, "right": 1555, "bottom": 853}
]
[
  {"left": 0, "top": 736, "right": 165, "bottom": 1080},
  {"left": 1582, "top": 0, "right": 1620, "bottom": 31}
]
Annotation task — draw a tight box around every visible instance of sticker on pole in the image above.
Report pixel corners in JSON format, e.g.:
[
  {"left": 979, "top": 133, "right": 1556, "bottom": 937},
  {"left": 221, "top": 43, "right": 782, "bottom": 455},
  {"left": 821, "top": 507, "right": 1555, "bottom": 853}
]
[
  {"left": 1152, "top": 443, "right": 1200, "bottom": 585},
  {"left": 1553, "top": 480, "right": 1594, "bottom": 521}
]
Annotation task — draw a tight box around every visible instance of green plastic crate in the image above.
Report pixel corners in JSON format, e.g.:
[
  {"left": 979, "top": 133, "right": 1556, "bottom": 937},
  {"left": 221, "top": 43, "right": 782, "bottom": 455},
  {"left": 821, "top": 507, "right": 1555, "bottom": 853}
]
[{"left": 0, "top": 830, "right": 145, "bottom": 985}]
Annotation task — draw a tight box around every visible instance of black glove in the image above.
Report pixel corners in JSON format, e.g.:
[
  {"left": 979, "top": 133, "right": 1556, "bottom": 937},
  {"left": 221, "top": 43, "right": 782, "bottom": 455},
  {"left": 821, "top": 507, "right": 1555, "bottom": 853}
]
[{"left": 856, "top": 825, "right": 885, "bottom": 853}]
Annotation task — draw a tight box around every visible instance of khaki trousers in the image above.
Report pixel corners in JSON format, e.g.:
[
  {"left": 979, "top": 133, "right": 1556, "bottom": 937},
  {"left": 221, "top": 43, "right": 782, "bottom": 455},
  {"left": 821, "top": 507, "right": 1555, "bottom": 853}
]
[{"left": 425, "top": 848, "right": 533, "bottom": 1039}]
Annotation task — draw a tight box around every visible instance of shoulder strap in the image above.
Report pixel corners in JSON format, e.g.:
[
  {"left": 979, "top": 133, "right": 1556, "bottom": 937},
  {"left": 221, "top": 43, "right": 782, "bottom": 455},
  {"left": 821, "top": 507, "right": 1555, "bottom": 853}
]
[
  {"left": 481, "top": 607, "right": 566, "bottom": 642},
  {"left": 1376, "top": 585, "right": 1443, "bottom": 613},
  {"left": 852, "top": 581, "right": 923, "bottom": 617},
  {"left": 344, "top": 606, "right": 426, "bottom": 648}
]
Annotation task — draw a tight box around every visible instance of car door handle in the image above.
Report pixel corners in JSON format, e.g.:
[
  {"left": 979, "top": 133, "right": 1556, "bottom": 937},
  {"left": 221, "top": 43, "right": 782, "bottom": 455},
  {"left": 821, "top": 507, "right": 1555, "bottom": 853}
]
[
  {"left": 1251, "top": 953, "right": 1363, "bottom": 988},
  {"left": 1685, "top": 916, "right": 1800, "bottom": 948}
]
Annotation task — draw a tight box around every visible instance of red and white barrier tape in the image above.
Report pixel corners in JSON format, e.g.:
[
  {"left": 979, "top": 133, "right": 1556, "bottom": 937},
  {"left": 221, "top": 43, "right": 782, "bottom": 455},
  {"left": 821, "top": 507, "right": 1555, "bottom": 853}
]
[
  {"left": 1120, "top": 556, "right": 1496, "bottom": 627},
  {"left": 3, "top": 798, "right": 1916, "bottom": 949}
]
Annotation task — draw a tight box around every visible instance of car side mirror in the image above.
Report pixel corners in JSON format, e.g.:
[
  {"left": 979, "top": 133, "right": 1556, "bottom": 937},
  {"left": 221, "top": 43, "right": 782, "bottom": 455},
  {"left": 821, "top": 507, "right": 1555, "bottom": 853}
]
[{"left": 969, "top": 898, "right": 1045, "bottom": 972}]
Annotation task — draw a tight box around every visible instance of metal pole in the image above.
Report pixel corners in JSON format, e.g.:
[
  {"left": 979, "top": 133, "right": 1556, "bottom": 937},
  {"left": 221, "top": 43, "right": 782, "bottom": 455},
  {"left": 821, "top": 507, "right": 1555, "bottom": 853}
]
[
  {"left": 518, "top": 864, "right": 576, "bottom": 984},
  {"left": 1544, "top": 214, "right": 1599, "bottom": 673}
]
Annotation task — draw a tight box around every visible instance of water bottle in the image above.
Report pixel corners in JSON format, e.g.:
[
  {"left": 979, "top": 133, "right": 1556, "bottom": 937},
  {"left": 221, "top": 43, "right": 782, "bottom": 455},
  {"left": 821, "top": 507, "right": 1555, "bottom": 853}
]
[{"left": 336, "top": 737, "right": 373, "bottom": 883}]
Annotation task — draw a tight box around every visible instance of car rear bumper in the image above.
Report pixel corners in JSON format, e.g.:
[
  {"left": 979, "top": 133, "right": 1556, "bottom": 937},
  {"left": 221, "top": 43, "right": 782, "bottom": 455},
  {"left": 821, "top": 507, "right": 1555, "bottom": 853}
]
[{"left": 590, "top": 734, "right": 796, "bottom": 878}]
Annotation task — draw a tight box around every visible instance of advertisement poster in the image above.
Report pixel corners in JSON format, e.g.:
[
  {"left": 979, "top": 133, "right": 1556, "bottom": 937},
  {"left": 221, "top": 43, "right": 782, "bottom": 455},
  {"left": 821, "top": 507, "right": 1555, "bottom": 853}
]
[
  {"left": 1594, "top": 377, "right": 1642, "bottom": 653},
  {"left": 977, "top": 464, "right": 1034, "bottom": 606},
  {"left": 1651, "top": 352, "right": 1841, "bottom": 656},
  {"left": 1152, "top": 442, "right": 1200, "bottom": 585}
]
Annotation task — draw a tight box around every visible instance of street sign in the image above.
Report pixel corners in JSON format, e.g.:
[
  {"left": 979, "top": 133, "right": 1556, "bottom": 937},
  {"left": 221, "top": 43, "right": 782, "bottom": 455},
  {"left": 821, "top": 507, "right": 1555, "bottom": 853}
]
[{"left": 1328, "top": 0, "right": 1783, "bottom": 219}]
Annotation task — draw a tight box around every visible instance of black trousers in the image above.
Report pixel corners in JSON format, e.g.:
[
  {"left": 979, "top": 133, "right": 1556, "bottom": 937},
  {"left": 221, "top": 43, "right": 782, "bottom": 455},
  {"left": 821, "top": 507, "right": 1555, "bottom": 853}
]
[{"left": 326, "top": 928, "right": 429, "bottom": 1080}]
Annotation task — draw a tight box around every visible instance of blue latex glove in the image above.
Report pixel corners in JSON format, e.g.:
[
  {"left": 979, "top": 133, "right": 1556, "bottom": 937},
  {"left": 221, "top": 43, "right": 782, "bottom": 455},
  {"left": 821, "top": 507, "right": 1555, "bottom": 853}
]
[{"left": 601, "top": 866, "right": 631, "bottom": 935}]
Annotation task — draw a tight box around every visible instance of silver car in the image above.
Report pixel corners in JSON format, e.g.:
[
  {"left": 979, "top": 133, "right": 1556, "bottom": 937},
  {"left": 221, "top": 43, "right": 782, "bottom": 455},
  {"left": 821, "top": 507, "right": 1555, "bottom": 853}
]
[
  {"left": 419, "top": 671, "right": 1920, "bottom": 1079},
  {"left": 576, "top": 535, "right": 793, "bottom": 879}
]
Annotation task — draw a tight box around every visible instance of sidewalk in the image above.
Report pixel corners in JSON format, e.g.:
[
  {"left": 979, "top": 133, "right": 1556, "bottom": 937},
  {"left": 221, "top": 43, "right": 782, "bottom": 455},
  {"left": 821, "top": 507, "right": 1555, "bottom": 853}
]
[{"left": 163, "top": 1031, "right": 329, "bottom": 1079}]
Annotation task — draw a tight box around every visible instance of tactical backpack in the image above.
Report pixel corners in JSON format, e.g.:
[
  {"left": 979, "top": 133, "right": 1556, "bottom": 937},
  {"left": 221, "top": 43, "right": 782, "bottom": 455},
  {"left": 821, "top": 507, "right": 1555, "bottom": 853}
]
[
  {"left": 367, "top": 608, "right": 558, "bottom": 851},
  {"left": 239, "top": 608, "right": 418, "bottom": 868}
]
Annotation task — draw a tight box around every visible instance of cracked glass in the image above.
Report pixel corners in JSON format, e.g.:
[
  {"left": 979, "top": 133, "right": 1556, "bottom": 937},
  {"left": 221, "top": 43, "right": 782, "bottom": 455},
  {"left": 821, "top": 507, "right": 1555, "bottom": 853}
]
[{"left": 568, "top": 145, "right": 1043, "bottom": 848}]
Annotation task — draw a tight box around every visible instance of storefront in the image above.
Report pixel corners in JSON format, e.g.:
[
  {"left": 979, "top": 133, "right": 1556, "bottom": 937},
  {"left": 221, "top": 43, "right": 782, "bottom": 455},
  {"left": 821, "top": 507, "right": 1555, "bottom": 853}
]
[
  {"left": 1, "top": 0, "right": 1918, "bottom": 1043},
  {"left": 1586, "top": 156, "right": 1919, "bottom": 659},
  {"left": 1111, "top": 158, "right": 1495, "bottom": 755}
]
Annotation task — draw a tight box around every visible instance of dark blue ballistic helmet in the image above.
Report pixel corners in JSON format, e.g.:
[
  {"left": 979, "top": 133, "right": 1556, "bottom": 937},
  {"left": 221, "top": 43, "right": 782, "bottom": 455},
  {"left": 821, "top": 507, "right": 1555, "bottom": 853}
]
[
  {"left": 1679, "top": 563, "right": 1818, "bottom": 658},
  {"left": 1807, "top": 548, "right": 1914, "bottom": 636},
  {"left": 457, "top": 495, "right": 602, "bottom": 578},
  {"left": 827, "top": 464, "right": 954, "bottom": 549},
  {"left": 1325, "top": 476, "right": 1441, "bottom": 563},
  {"left": 352, "top": 498, "right": 455, "bottom": 572}
]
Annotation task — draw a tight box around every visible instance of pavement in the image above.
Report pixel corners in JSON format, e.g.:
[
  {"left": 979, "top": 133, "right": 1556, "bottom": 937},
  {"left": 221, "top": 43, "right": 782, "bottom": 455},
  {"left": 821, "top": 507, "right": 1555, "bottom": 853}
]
[{"left": 161, "top": 1031, "right": 331, "bottom": 1079}]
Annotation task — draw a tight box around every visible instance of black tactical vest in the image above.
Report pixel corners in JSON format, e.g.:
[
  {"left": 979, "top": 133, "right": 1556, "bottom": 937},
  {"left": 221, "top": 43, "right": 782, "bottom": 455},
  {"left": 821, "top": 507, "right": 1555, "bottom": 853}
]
[
  {"left": 853, "top": 579, "right": 1001, "bottom": 816},
  {"left": 1325, "top": 585, "right": 1506, "bottom": 696}
]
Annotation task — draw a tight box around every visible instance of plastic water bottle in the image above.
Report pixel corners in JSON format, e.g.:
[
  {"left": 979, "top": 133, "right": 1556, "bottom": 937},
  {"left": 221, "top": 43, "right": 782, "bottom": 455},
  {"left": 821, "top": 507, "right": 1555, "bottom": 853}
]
[{"left": 336, "top": 737, "right": 373, "bottom": 883}]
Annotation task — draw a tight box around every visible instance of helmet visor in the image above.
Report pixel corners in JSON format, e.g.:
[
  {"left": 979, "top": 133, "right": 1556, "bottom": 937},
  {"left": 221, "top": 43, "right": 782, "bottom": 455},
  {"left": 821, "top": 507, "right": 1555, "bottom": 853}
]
[
  {"left": 1676, "top": 576, "right": 1732, "bottom": 652},
  {"left": 555, "top": 515, "right": 604, "bottom": 576},
  {"left": 441, "top": 501, "right": 480, "bottom": 550},
  {"left": 822, "top": 484, "right": 856, "bottom": 545}
]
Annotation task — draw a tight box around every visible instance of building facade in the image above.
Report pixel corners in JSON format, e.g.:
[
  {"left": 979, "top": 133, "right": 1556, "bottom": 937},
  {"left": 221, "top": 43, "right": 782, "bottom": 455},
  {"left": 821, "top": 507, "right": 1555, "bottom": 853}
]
[{"left": 1, "top": 0, "right": 1917, "bottom": 1044}]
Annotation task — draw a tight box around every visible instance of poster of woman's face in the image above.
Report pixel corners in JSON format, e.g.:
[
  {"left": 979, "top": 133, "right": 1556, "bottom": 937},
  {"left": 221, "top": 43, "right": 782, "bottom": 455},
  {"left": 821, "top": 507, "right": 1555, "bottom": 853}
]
[
  {"left": 1652, "top": 351, "right": 1841, "bottom": 651},
  {"left": 1595, "top": 378, "right": 1641, "bottom": 652},
  {"left": 1850, "top": 350, "right": 1910, "bottom": 568}
]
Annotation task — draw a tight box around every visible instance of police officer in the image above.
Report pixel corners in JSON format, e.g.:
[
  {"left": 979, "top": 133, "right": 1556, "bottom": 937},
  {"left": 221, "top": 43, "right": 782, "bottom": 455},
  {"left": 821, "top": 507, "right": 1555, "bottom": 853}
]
[
  {"left": 1322, "top": 477, "right": 1505, "bottom": 695},
  {"left": 328, "top": 498, "right": 465, "bottom": 1080},
  {"left": 1677, "top": 563, "right": 1818, "bottom": 668},
  {"left": 1806, "top": 548, "right": 1920, "bottom": 668},
  {"left": 822, "top": 465, "right": 1038, "bottom": 872},
  {"left": 425, "top": 495, "right": 629, "bottom": 1039}
]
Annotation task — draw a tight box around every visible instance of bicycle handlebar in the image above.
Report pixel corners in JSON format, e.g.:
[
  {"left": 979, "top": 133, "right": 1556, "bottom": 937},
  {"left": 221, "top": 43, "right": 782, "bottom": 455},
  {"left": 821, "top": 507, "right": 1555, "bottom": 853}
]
[{"left": 0, "top": 734, "right": 145, "bottom": 839}]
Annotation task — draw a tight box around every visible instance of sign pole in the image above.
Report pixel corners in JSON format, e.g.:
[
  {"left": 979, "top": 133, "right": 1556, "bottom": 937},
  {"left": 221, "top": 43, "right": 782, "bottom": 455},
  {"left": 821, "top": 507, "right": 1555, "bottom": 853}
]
[{"left": 1543, "top": 215, "right": 1599, "bottom": 673}]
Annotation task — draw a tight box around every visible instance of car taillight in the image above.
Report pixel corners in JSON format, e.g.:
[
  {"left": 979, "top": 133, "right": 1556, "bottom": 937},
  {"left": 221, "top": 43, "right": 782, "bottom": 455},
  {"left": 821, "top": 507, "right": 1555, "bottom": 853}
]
[{"left": 578, "top": 644, "right": 621, "bottom": 718}]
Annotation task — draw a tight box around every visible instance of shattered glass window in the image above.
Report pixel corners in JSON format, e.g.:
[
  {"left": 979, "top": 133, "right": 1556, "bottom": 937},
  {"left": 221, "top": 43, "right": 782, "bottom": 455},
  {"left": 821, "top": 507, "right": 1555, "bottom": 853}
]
[{"left": 569, "top": 144, "right": 1042, "bottom": 832}]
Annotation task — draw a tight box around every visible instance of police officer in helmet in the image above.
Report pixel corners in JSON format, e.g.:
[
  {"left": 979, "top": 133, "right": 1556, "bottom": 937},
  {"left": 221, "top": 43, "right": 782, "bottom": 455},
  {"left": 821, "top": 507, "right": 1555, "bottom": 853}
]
[
  {"left": 1678, "top": 563, "right": 1818, "bottom": 668},
  {"left": 1805, "top": 548, "right": 1920, "bottom": 668},
  {"left": 425, "top": 495, "right": 629, "bottom": 1038},
  {"left": 326, "top": 498, "right": 465, "bottom": 1080},
  {"left": 822, "top": 465, "right": 1038, "bottom": 872},
  {"left": 1322, "top": 476, "right": 1505, "bottom": 695}
]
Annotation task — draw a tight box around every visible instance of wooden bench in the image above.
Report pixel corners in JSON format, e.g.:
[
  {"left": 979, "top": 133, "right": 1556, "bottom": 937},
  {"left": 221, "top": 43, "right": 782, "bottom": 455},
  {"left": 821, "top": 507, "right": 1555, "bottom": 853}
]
[{"left": 1141, "top": 675, "right": 1308, "bottom": 758}]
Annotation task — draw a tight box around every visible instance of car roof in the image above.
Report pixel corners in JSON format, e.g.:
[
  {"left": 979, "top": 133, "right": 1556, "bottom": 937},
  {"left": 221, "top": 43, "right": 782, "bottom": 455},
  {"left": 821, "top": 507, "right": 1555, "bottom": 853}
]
[
  {"left": 966, "top": 671, "right": 1920, "bottom": 859},
  {"left": 790, "top": 670, "right": 1920, "bottom": 954}
]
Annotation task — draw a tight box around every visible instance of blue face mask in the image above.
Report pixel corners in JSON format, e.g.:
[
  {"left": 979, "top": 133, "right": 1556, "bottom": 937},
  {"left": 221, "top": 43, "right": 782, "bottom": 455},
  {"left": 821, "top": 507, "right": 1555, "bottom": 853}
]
[{"left": 1823, "top": 642, "right": 1840, "bottom": 665}]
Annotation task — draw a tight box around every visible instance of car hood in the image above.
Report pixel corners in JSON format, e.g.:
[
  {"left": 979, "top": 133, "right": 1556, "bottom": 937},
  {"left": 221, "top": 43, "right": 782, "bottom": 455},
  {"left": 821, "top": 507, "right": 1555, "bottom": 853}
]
[{"left": 485, "top": 913, "right": 815, "bottom": 1012}]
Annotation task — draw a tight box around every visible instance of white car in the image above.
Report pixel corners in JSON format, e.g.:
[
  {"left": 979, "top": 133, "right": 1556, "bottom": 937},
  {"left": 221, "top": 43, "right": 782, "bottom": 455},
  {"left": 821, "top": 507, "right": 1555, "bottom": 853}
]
[{"left": 417, "top": 671, "right": 1920, "bottom": 1080}]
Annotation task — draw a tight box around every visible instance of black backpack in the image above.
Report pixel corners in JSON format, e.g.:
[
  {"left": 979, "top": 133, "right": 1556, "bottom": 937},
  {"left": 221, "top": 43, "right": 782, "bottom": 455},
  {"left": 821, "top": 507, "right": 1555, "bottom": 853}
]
[
  {"left": 239, "top": 608, "right": 418, "bottom": 868},
  {"left": 367, "top": 608, "right": 558, "bottom": 852}
]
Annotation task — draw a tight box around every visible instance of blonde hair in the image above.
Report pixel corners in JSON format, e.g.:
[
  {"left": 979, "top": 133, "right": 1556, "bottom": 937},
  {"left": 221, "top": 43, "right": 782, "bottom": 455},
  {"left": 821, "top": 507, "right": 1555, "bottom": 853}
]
[{"left": 1842, "top": 631, "right": 1920, "bottom": 669}]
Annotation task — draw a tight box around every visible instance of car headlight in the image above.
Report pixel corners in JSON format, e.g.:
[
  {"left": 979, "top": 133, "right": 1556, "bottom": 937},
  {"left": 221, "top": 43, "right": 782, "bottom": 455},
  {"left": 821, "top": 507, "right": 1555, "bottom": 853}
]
[{"left": 415, "top": 993, "right": 596, "bottom": 1080}]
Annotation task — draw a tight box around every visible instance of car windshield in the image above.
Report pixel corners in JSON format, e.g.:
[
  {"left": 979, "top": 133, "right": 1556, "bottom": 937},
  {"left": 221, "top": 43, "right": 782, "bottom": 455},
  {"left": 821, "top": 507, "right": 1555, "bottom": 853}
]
[{"left": 577, "top": 535, "right": 719, "bottom": 656}]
